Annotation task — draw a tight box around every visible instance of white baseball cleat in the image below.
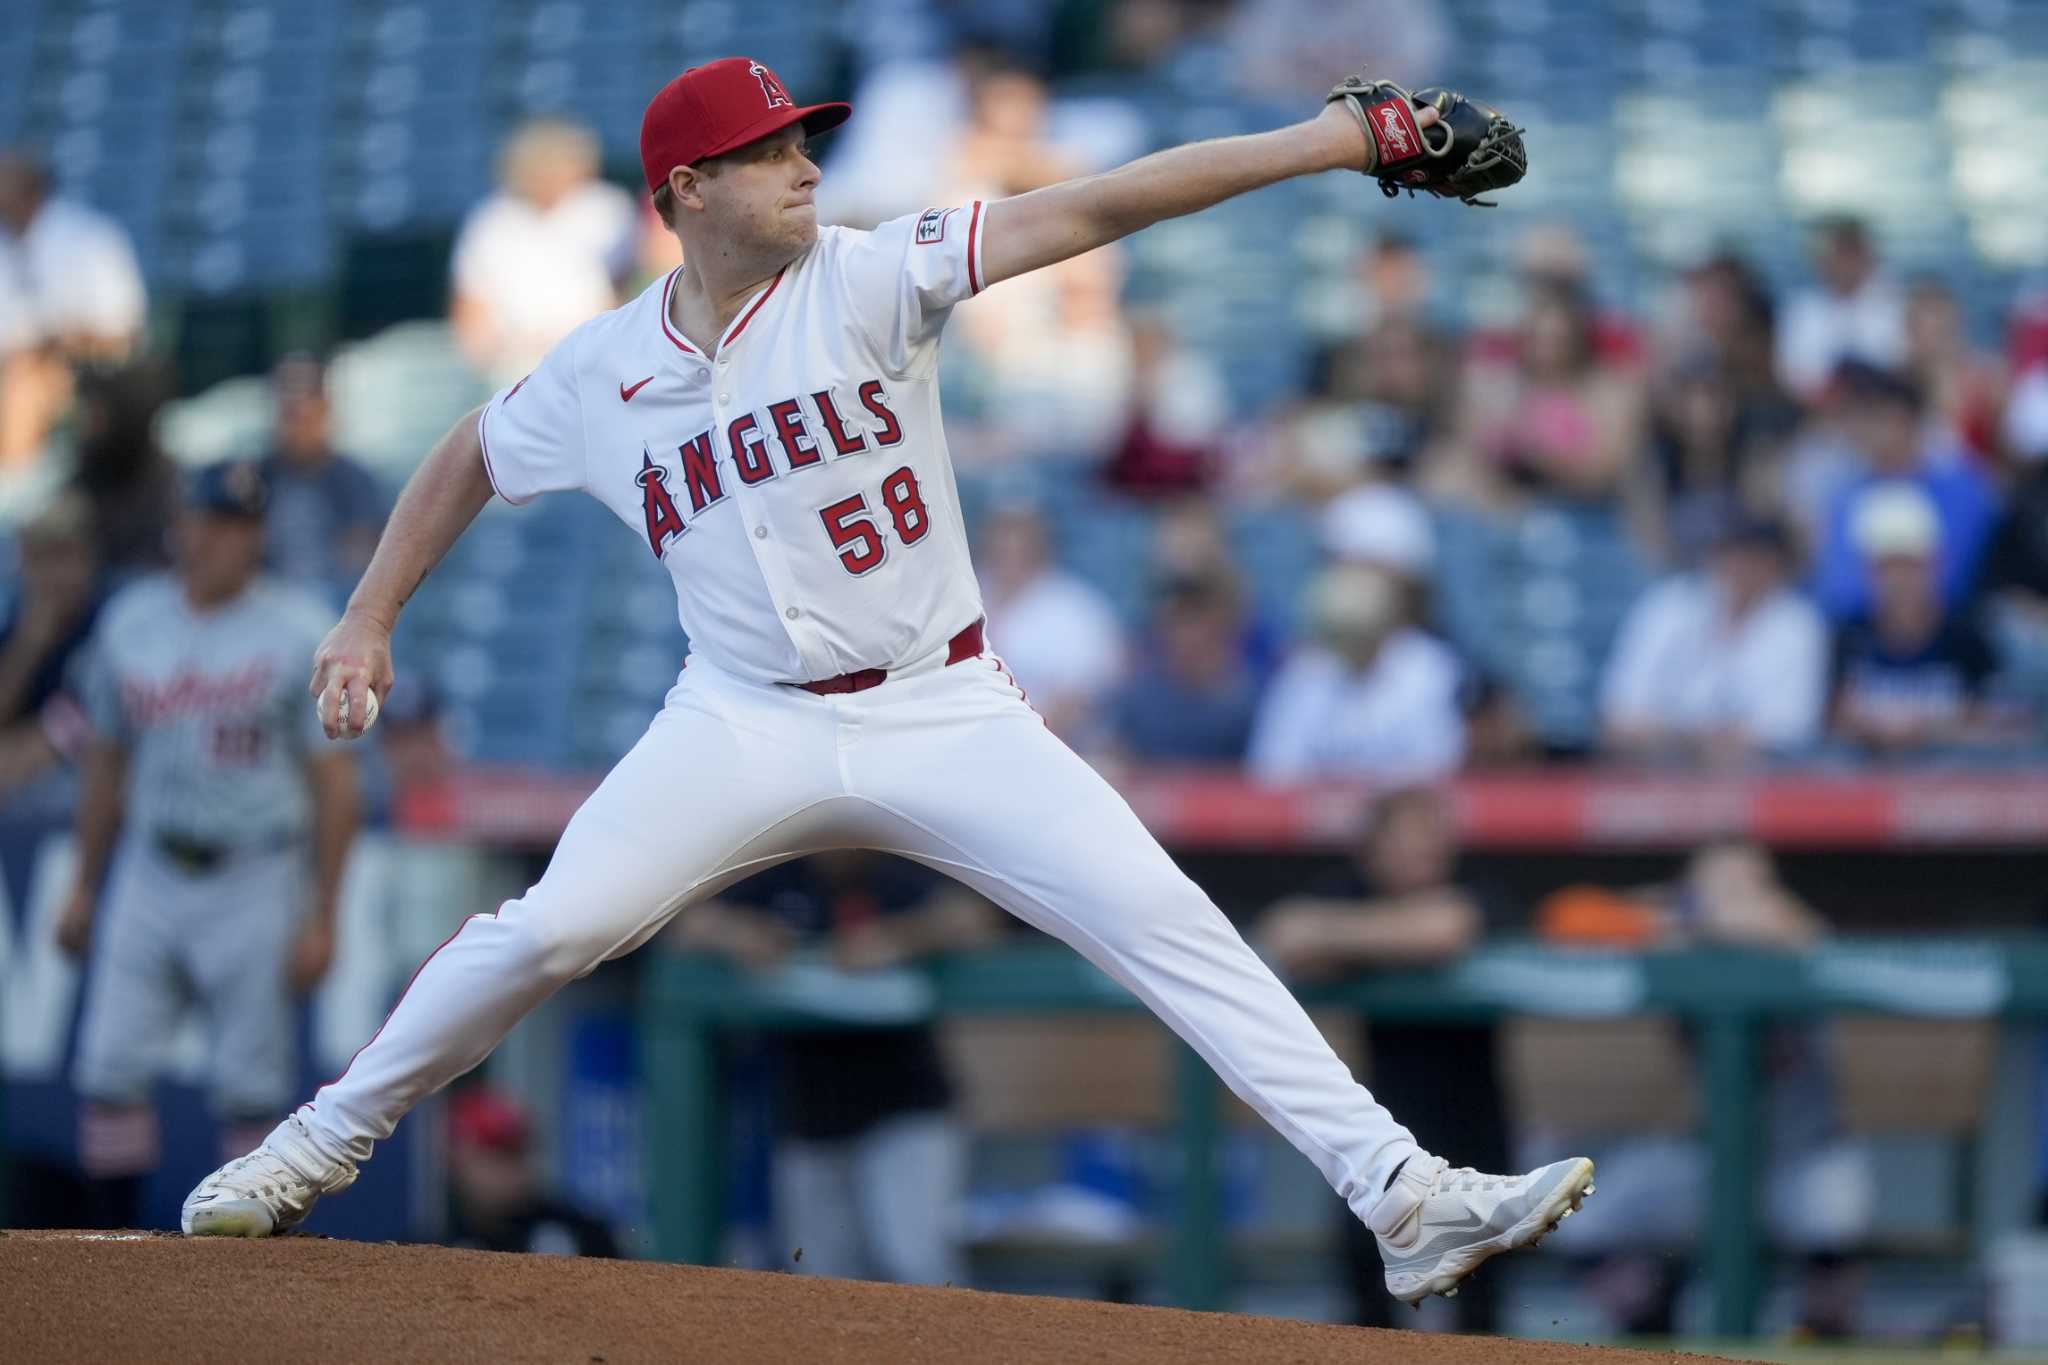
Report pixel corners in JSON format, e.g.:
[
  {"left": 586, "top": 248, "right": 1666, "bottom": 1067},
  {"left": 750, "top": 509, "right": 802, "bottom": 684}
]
[
  {"left": 181, "top": 1113, "right": 358, "bottom": 1237},
  {"left": 1368, "top": 1152, "right": 1596, "bottom": 1306}
]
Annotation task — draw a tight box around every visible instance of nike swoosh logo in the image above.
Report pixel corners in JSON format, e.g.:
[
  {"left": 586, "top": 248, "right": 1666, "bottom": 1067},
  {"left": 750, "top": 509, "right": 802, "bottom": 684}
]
[
  {"left": 620, "top": 375, "right": 655, "bottom": 402},
  {"left": 1383, "top": 1207, "right": 1485, "bottom": 1253}
]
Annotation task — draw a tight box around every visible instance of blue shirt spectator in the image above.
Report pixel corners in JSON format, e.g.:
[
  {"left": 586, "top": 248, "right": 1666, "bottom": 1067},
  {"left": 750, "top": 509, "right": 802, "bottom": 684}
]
[
  {"left": 1810, "top": 363, "right": 1997, "bottom": 622},
  {"left": 257, "top": 355, "right": 388, "bottom": 608},
  {"left": 1827, "top": 483, "right": 1998, "bottom": 755},
  {"left": 1106, "top": 569, "right": 1262, "bottom": 763}
]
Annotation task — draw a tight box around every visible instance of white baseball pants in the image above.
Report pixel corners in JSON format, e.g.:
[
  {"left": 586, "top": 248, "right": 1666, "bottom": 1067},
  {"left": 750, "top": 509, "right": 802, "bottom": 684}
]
[{"left": 299, "top": 637, "right": 1419, "bottom": 1220}]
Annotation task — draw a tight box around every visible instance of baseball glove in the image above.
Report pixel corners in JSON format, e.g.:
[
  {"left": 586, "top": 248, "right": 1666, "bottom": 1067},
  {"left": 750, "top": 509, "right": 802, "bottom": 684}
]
[{"left": 1326, "top": 77, "right": 1527, "bottom": 207}]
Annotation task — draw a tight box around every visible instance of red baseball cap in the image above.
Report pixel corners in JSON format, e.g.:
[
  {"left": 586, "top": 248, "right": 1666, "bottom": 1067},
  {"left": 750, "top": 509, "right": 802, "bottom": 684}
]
[
  {"left": 640, "top": 57, "right": 851, "bottom": 193},
  {"left": 449, "top": 1087, "right": 531, "bottom": 1155}
]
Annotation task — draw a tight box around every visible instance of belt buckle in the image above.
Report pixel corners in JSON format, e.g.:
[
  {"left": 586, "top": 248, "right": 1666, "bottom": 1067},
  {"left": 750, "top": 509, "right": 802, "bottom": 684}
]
[{"left": 156, "top": 832, "right": 225, "bottom": 875}]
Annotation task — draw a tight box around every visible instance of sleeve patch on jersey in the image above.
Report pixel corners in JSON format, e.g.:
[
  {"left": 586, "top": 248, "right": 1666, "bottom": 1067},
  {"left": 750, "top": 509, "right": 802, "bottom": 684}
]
[{"left": 914, "top": 207, "right": 954, "bottom": 245}]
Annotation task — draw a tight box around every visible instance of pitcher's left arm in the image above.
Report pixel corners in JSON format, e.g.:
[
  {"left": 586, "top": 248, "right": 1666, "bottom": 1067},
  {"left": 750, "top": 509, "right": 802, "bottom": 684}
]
[{"left": 976, "top": 99, "right": 1394, "bottom": 287}]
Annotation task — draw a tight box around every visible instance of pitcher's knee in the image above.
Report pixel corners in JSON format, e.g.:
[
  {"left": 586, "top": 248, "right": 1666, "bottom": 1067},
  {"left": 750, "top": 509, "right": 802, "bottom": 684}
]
[{"left": 498, "top": 897, "right": 619, "bottom": 984}]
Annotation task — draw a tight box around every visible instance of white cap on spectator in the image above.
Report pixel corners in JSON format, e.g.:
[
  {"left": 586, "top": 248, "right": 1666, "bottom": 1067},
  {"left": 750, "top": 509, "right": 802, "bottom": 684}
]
[
  {"left": 1851, "top": 482, "right": 1941, "bottom": 561},
  {"left": 2006, "top": 365, "right": 2048, "bottom": 463},
  {"left": 1320, "top": 483, "right": 1435, "bottom": 577}
]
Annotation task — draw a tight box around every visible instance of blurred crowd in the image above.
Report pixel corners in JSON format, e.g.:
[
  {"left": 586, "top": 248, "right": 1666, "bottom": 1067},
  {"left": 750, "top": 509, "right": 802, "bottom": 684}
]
[
  {"left": 11, "top": 101, "right": 2048, "bottom": 787},
  {"left": 962, "top": 204, "right": 2048, "bottom": 777},
  {"left": 6, "top": 0, "right": 2048, "bottom": 785}
]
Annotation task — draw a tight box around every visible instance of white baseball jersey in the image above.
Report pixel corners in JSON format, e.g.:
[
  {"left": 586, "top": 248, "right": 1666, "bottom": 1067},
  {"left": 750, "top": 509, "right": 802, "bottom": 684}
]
[
  {"left": 477, "top": 202, "right": 992, "bottom": 685},
  {"left": 289, "top": 189, "right": 1433, "bottom": 1249}
]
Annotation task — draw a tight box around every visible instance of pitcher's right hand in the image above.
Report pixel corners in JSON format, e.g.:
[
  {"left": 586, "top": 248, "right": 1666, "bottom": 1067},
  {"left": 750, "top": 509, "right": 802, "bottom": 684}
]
[{"left": 311, "top": 608, "right": 395, "bottom": 741}]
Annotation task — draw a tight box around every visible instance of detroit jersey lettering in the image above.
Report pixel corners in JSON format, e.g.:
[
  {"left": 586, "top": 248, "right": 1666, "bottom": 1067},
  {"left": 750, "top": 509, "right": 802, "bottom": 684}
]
[
  {"left": 477, "top": 202, "right": 989, "bottom": 685},
  {"left": 76, "top": 574, "right": 333, "bottom": 845}
]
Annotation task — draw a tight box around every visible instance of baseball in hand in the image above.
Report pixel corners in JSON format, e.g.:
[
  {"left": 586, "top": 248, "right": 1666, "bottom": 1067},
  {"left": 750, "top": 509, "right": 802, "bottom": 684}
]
[{"left": 334, "top": 688, "right": 379, "bottom": 735}]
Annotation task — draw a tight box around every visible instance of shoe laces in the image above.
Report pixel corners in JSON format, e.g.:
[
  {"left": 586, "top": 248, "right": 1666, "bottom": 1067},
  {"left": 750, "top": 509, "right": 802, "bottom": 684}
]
[
  {"left": 1438, "top": 1165, "right": 1510, "bottom": 1195},
  {"left": 212, "top": 1147, "right": 311, "bottom": 1198}
]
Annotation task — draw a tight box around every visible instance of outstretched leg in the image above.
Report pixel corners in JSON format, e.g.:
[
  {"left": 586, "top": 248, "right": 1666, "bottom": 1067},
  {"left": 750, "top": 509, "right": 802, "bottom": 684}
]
[{"left": 844, "top": 657, "right": 1593, "bottom": 1301}]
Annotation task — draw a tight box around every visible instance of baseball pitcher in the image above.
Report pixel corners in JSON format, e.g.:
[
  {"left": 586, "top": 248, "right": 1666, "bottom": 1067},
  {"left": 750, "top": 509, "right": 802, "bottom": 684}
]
[{"left": 183, "top": 59, "right": 1582, "bottom": 1304}]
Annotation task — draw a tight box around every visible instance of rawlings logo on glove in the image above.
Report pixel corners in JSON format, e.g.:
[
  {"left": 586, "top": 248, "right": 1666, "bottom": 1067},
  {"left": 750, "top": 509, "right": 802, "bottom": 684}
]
[
  {"left": 1328, "top": 76, "right": 1527, "bottom": 207},
  {"left": 1373, "top": 100, "right": 1420, "bottom": 159}
]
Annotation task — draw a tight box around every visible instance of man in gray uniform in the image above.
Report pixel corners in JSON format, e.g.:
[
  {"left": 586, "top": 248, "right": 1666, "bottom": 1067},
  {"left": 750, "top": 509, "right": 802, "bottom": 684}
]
[{"left": 53, "top": 460, "right": 357, "bottom": 1228}]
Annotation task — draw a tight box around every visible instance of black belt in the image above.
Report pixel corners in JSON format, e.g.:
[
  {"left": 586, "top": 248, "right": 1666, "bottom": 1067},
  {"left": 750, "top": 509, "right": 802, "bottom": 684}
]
[{"left": 151, "top": 831, "right": 289, "bottom": 875}]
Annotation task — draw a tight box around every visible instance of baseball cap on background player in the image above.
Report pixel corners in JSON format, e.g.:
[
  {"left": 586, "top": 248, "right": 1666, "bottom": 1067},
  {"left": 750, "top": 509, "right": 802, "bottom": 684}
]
[
  {"left": 638, "top": 57, "right": 851, "bottom": 193},
  {"left": 448, "top": 1087, "right": 532, "bottom": 1156},
  {"left": 185, "top": 459, "right": 270, "bottom": 520}
]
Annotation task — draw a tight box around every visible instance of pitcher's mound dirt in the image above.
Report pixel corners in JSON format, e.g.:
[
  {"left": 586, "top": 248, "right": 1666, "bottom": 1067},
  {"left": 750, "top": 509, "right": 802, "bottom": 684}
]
[{"left": 0, "top": 1230, "right": 1733, "bottom": 1364}]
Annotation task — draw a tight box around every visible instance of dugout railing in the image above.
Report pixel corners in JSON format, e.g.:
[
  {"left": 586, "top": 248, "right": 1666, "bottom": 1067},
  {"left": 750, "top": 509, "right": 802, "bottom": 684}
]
[{"left": 644, "top": 937, "right": 2048, "bottom": 1338}]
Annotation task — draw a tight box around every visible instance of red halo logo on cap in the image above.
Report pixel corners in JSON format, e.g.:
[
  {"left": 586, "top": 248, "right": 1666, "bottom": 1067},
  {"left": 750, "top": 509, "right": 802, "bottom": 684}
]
[{"left": 749, "top": 61, "right": 792, "bottom": 110}]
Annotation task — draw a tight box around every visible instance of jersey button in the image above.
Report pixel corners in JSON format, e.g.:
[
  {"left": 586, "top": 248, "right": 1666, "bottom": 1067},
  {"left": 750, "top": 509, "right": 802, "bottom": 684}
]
[
  {"left": 754, "top": 526, "right": 768, "bottom": 539},
  {"left": 697, "top": 368, "right": 709, "bottom": 380},
  {"left": 717, "top": 392, "right": 730, "bottom": 403},
  {"left": 785, "top": 606, "right": 800, "bottom": 620}
]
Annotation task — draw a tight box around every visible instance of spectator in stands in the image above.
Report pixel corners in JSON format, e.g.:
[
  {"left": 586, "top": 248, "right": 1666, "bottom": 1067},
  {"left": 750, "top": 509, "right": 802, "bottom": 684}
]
[
  {"left": 941, "top": 60, "right": 1082, "bottom": 205},
  {"left": 671, "top": 852, "right": 997, "bottom": 1286},
  {"left": 1776, "top": 216, "right": 1906, "bottom": 403},
  {"left": 1319, "top": 480, "right": 1436, "bottom": 621},
  {"left": 1105, "top": 565, "right": 1260, "bottom": 763},
  {"left": 1645, "top": 360, "right": 1767, "bottom": 567},
  {"left": 1247, "top": 562, "right": 1464, "bottom": 783},
  {"left": 1538, "top": 842, "right": 1868, "bottom": 1338},
  {"left": 256, "top": 354, "right": 387, "bottom": 608},
  {"left": 1810, "top": 362, "right": 1998, "bottom": 623},
  {"left": 1148, "top": 498, "right": 1284, "bottom": 673},
  {"left": 940, "top": 65, "right": 1133, "bottom": 466},
  {"left": 450, "top": 119, "right": 636, "bottom": 386},
  {"left": 1904, "top": 278, "right": 2005, "bottom": 462},
  {"left": 1650, "top": 255, "right": 1799, "bottom": 563},
  {"left": 67, "top": 362, "right": 179, "bottom": 581},
  {"left": 1255, "top": 784, "right": 1508, "bottom": 1332},
  {"left": 0, "top": 490, "right": 99, "bottom": 726},
  {"left": 441, "top": 1086, "right": 619, "bottom": 1258},
  {"left": 816, "top": 45, "right": 1036, "bottom": 230},
  {"left": 1439, "top": 278, "right": 1649, "bottom": 512},
  {"left": 1505, "top": 224, "right": 1647, "bottom": 367},
  {"left": 1101, "top": 313, "right": 1229, "bottom": 497},
  {"left": 0, "top": 491, "right": 101, "bottom": 794},
  {"left": 1600, "top": 515, "right": 1828, "bottom": 765},
  {"left": 951, "top": 243, "right": 1133, "bottom": 461},
  {"left": 1355, "top": 232, "right": 1436, "bottom": 329},
  {"left": 1277, "top": 317, "right": 1453, "bottom": 500},
  {"left": 0, "top": 152, "right": 147, "bottom": 466},
  {"left": 1829, "top": 484, "right": 2003, "bottom": 756},
  {"left": 1981, "top": 368, "right": 2048, "bottom": 698},
  {"left": 1680, "top": 254, "right": 1792, "bottom": 412},
  {"left": 977, "top": 501, "right": 1126, "bottom": 742}
]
